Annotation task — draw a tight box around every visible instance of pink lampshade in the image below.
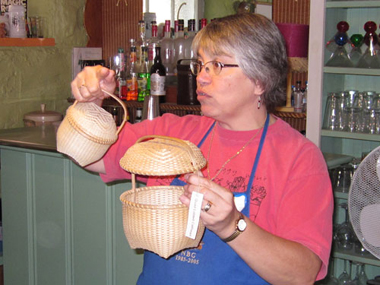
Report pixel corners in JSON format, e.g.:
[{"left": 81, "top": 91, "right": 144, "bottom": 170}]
[{"left": 276, "top": 23, "right": 309, "bottom": 58}]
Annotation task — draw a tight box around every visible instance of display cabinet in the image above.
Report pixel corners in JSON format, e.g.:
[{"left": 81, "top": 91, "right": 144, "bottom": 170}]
[{"left": 308, "top": 0, "right": 380, "bottom": 281}]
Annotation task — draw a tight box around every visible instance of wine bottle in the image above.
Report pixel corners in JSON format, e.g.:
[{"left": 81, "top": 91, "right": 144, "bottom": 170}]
[{"left": 150, "top": 46, "right": 166, "bottom": 104}]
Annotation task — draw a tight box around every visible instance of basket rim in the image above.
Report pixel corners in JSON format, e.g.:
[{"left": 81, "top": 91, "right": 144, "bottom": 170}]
[{"left": 120, "top": 186, "right": 186, "bottom": 210}]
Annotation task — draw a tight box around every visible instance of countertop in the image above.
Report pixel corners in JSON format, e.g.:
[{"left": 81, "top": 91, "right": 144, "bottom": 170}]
[{"left": 0, "top": 125, "right": 57, "bottom": 152}]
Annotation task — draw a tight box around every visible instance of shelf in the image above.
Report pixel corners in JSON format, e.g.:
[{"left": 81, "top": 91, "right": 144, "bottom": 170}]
[
  {"left": 324, "top": 152, "right": 354, "bottom": 168},
  {"left": 327, "top": 1, "right": 380, "bottom": 9},
  {"left": 321, "top": 130, "right": 380, "bottom": 141},
  {"left": 334, "top": 191, "right": 349, "bottom": 199},
  {"left": 324, "top": 67, "right": 380, "bottom": 76},
  {"left": 0, "top": 38, "right": 55, "bottom": 47},
  {"left": 333, "top": 248, "right": 380, "bottom": 266}
]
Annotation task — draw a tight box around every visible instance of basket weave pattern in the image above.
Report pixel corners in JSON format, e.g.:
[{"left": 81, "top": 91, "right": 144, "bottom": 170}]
[
  {"left": 120, "top": 186, "right": 205, "bottom": 259},
  {"left": 120, "top": 136, "right": 206, "bottom": 176},
  {"left": 57, "top": 102, "right": 118, "bottom": 167},
  {"left": 119, "top": 136, "right": 207, "bottom": 258}
]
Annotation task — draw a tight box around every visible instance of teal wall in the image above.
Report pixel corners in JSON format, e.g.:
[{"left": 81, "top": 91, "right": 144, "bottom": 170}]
[{"left": 0, "top": 0, "right": 87, "bottom": 129}]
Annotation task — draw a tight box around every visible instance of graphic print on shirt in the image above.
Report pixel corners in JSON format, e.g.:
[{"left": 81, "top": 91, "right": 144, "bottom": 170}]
[{"left": 153, "top": 166, "right": 267, "bottom": 222}]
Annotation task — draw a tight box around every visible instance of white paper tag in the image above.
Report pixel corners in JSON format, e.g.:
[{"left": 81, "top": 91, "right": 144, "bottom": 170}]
[{"left": 185, "top": 191, "right": 204, "bottom": 239}]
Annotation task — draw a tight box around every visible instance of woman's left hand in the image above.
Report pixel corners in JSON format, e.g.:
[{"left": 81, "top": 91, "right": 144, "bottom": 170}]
[{"left": 179, "top": 172, "right": 241, "bottom": 240}]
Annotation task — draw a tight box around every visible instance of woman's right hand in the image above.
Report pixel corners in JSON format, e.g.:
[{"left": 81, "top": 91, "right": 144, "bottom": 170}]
[{"left": 71, "top": 65, "right": 116, "bottom": 104}]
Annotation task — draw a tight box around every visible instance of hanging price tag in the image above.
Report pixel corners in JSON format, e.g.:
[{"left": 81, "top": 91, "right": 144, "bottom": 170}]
[{"left": 185, "top": 191, "right": 204, "bottom": 239}]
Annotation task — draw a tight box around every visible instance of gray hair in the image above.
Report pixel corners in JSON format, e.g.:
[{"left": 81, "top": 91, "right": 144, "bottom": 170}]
[{"left": 192, "top": 13, "right": 288, "bottom": 113}]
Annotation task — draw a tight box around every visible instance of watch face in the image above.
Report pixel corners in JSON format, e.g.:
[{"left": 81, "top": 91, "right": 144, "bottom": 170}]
[{"left": 237, "top": 218, "right": 247, "bottom": 231}]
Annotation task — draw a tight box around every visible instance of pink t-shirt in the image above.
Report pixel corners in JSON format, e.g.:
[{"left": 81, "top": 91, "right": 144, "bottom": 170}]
[{"left": 101, "top": 113, "right": 333, "bottom": 280}]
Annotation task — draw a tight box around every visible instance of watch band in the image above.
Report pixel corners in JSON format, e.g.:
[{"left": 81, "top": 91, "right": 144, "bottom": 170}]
[{"left": 221, "top": 213, "right": 245, "bottom": 243}]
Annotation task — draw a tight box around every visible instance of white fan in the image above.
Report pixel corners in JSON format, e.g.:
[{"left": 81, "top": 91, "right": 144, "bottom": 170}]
[{"left": 349, "top": 146, "right": 380, "bottom": 259}]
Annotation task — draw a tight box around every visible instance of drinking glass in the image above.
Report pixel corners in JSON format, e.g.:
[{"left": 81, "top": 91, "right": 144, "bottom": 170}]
[
  {"left": 350, "top": 263, "right": 368, "bottom": 285},
  {"left": 323, "top": 92, "right": 343, "bottom": 131},
  {"left": 343, "top": 91, "right": 363, "bottom": 133},
  {"left": 335, "top": 164, "right": 354, "bottom": 193},
  {"left": 361, "top": 91, "right": 377, "bottom": 134},
  {"left": 338, "top": 260, "right": 352, "bottom": 284},
  {"left": 336, "top": 203, "right": 354, "bottom": 250}
]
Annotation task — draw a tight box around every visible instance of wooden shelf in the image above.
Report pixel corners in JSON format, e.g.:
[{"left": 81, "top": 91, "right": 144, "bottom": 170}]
[{"left": 0, "top": 38, "right": 55, "bottom": 47}]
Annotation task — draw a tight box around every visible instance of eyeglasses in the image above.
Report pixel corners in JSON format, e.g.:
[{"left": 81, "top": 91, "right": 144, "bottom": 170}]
[{"left": 190, "top": 60, "right": 239, "bottom": 76}]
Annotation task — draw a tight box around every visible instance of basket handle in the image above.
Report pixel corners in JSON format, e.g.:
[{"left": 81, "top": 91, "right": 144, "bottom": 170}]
[
  {"left": 72, "top": 90, "right": 128, "bottom": 136},
  {"left": 135, "top": 135, "right": 199, "bottom": 168},
  {"left": 101, "top": 89, "right": 128, "bottom": 135}
]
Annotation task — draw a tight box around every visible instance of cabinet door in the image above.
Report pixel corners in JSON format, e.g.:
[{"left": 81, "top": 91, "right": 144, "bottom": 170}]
[{"left": 1, "top": 147, "right": 143, "bottom": 285}]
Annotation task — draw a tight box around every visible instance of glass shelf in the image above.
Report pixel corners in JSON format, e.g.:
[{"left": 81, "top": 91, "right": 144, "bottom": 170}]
[
  {"left": 333, "top": 248, "right": 380, "bottom": 266},
  {"left": 334, "top": 191, "right": 348, "bottom": 200},
  {"left": 0, "top": 38, "right": 55, "bottom": 47},
  {"left": 321, "top": 130, "right": 380, "bottom": 141},
  {"left": 327, "top": 1, "right": 380, "bottom": 9},
  {"left": 324, "top": 67, "right": 380, "bottom": 76}
]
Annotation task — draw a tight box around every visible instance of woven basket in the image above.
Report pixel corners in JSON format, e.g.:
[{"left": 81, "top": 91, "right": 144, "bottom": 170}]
[
  {"left": 119, "top": 136, "right": 207, "bottom": 258},
  {"left": 57, "top": 91, "right": 127, "bottom": 167}
]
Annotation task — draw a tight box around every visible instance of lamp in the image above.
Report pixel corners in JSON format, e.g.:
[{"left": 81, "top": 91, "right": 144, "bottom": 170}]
[{"left": 276, "top": 23, "right": 309, "bottom": 112}]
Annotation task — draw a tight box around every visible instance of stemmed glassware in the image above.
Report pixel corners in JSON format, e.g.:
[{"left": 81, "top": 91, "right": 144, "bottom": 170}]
[
  {"left": 338, "top": 260, "right": 352, "bottom": 284},
  {"left": 349, "top": 263, "right": 368, "bottom": 285},
  {"left": 336, "top": 203, "right": 355, "bottom": 251}
]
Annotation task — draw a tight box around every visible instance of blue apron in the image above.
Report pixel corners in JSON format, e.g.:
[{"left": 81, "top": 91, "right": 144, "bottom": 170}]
[{"left": 137, "top": 114, "right": 270, "bottom": 284}]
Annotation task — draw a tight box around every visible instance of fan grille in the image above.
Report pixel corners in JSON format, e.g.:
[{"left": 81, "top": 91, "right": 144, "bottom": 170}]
[{"left": 349, "top": 146, "right": 380, "bottom": 259}]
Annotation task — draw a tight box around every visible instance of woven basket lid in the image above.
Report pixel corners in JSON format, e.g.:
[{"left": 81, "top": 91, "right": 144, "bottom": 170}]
[
  {"left": 66, "top": 102, "right": 118, "bottom": 144},
  {"left": 120, "top": 136, "right": 206, "bottom": 176}
]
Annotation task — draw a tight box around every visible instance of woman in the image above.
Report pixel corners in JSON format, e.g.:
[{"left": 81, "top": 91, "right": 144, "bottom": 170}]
[{"left": 69, "top": 13, "right": 333, "bottom": 284}]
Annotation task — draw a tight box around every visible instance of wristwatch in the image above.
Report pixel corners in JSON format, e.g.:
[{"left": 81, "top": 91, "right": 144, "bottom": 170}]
[{"left": 222, "top": 213, "right": 247, "bottom": 243}]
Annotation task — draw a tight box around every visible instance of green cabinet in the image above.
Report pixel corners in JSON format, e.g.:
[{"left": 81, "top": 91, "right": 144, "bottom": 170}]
[{"left": 1, "top": 146, "right": 143, "bottom": 285}]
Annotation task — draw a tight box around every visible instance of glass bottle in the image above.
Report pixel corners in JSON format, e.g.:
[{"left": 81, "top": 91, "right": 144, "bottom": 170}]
[
  {"left": 136, "top": 20, "right": 146, "bottom": 70},
  {"left": 199, "top": 18, "right": 207, "bottom": 31},
  {"left": 349, "top": 34, "right": 364, "bottom": 67},
  {"left": 150, "top": 46, "right": 166, "bottom": 104},
  {"left": 173, "top": 19, "right": 186, "bottom": 73},
  {"left": 326, "top": 21, "right": 353, "bottom": 67},
  {"left": 137, "top": 46, "right": 150, "bottom": 102},
  {"left": 160, "top": 20, "right": 175, "bottom": 80},
  {"left": 294, "top": 81, "right": 303, "bottom": 113},
  {"left": 127, "top": 39, "right": 138, "bottom": 101},
  {"left": 118, "top": 48, "right": 127, "bottom": 100},
  {"left": 185, "top": 19, "right": 196, "bottom": 59},
  {"left": 357, "top": 21, "right": 380, "bottom": 68},
  {"left": 147, "top": 20, "right": 159, "bottom": 71}
]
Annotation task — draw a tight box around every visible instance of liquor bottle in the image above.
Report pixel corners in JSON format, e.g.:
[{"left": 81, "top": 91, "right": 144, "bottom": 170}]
[
  {"left": 148, "top": 21, "right": 159, "bottom": 71},
  {"left": 118, "top": 48, "right": 127, "bottom": 100},
  {"left": 185, "top": 19, "right": 196, "bottom": 59},
  {"left": 302, "top": 81, "right": 308, "bottom": 113},
  {"left": 135, "top": 108, "right": 142, "bottom": 123},
  {"left": 150, "top": 46, "right": 166, "bottom": 104},
  {"left": 160, "top": 20, "right": 175, "bottom": 78},
  {"left": 127, "top": 39, "right": 138, "bottom": 101},
  {"left": 199, "top": 18, "right": 207, "bottom": 31},
  {"left": 137, "top": 46, "right": 150, "bottom": 102},
  {"left": 173, "top": 19, "right": 186, "bottom": 70},
  {"left": 294, "top": 81, "right": 303, "bottom": 113},
  {"left": 136, "top": 20, "right": 146, "bottom": 70}
]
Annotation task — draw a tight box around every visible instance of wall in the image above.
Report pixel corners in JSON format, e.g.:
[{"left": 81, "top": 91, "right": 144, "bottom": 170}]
[
  {"left": 0, "top": 0, "right": 87, "bottom": 129},
  {"left": 204, "top": 0, "right": 272, "bottom": 20}
]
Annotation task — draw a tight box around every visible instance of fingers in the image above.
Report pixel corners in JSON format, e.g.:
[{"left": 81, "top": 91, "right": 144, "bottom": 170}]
[{"left": 71, "top": 65, "right": 116, "bottom": 103}]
